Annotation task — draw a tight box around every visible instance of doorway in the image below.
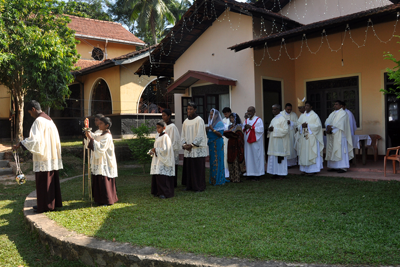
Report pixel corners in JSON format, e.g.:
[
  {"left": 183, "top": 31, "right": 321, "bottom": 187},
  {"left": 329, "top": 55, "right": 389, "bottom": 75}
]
[
  {"left": 384, "top": 73, "right": 400, "bottom": 149},
  {"left": 263, "top": 79, "right": 282, "bottom": 152}
]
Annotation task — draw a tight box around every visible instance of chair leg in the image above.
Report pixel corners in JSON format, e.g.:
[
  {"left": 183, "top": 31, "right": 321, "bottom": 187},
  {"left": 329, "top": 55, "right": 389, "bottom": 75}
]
[
  {"left": 384, "top": 157, "right": 387, "bottom": 177},
  {"left": 393, "top": 160, "right": 396, "bottom": 174},
  {"left": 373, "top": 148, "right": 378, "bottom": 162}
]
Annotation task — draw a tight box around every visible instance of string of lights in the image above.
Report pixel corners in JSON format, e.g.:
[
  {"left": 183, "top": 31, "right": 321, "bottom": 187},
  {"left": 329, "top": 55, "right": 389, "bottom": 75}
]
[{"left": 252, "top": 12, "right": 400, "bottom": 65}]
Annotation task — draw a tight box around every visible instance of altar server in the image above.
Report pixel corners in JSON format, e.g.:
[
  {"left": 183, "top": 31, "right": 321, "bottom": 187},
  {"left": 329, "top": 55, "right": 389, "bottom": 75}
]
[
  {"left": 14, "top": 100, "right": 63, "bottom": 213},
  {"left": 161, "top": 109, "right": 180, "bottom": 188},
  {"left": 280, "top": 103, "right": 298, "bottom": 167},
  {"left": 296, "top": 101, "right": 324, "bottom": 175},
  {"left": 181, "top": 102, "right": 208, "bottom": 192},
  {"left": 325, "top": 100, "right": 354, "bottom": 173},
  {"left": 150, "top": 121, "right": 175, "bottom": 199},
  {"left": 86, "top": 117, "right": 118, "bottom": 205},
  {"left": 267, "top": 104, "right": 290, "bottom": 177},
  {"left": 243, "top": 106, "right": 265, "bottom": 180}
]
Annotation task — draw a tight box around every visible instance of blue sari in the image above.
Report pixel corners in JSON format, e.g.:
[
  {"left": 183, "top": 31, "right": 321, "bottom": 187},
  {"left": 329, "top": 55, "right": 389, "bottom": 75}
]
[{"left": 207, "top": 121, "right": 229, "bottom": 185}]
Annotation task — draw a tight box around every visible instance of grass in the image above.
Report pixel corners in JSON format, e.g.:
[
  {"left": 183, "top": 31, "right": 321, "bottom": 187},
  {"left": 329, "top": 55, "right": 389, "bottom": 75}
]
[
  {"left": 0, "top": 155, "right": 86, "bottom": 267},
  {"left": 46, "top": 167, "right": 400, "bottom": 266},
  {"left": 61, "top": 138, "right": 135, "bottom": 148}
]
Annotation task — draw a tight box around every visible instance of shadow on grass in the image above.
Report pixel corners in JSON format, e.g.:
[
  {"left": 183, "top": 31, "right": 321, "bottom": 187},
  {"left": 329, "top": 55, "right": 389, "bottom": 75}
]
[
  {"left": 47, "top": 168, "right": 400, "bottom": 266},
  {"left": 0, "top": 181, "right": 86, "bottom": 266}
]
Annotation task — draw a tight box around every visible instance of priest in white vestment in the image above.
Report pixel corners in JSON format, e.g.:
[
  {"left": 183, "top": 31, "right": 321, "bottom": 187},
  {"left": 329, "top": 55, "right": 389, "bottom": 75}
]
[
  {"left": 243, "top": 106, "right": 265, "bottom": 180},
  {"left": 14, "top": 100, "right": 63, "bottom": 213},
  {"left": 181, "top": 102, "right": 208, "bottom": 192},
  {"left": 151, "top": 121, "right": 175, "bottom": 198},
  {"left": 280, "top": 103, "right": 298, "bottom": 167},
  {"left": 267, "top": 104, "right": 290, "bottom": 177},
  {"left": 161, "top": 109, "right": 181, "bottom": 188},
  {"left": 295, "top": 101, "right": 324, "bottom": 175},
  {"left": 222, "top": 107, "right": 232, "bottom": 178},
  {"left": 343, "top": 103, "right": 357, "bottom": 150},
  {"left": 325, "top": 100, "right": 354, "bottom": 173}
]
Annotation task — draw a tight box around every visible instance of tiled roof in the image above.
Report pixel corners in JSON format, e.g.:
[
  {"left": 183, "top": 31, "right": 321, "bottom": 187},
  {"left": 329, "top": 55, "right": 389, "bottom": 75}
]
[
  {"left": 167, "top": 70, "right": 237, "bottom": 93},
  {"left": 229, "top": 3, "right": 400, "bottom": 52},
  {"left": 72, "top": 46, "right": 155, "bottom": 76},
  {"left": 74, "top": 59, "right": 104, "bottom": 70},
  {"left": 68, "top": 15, "right": 145, "bottom": 45}
]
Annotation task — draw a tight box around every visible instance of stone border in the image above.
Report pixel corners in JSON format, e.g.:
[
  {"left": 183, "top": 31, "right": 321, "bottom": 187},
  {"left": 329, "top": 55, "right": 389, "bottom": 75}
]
[{"left": 23, "top": 176, "right": 346, "bottom": 267}]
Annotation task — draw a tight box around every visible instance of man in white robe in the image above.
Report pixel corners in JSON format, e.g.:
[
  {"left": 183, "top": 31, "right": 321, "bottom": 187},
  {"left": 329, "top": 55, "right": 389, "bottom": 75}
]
[
  {"left": 222, "top": 107, "right": 232, "bottom": 178},
  {"left": 243, "top": 106, "right": 264, "bottom": 180},
  {"left": 325, "top": 100, "right": 354, "bottom": 173},
  {"left": 280, "top": 103, "right": 298, "bottom": 167},
  {"left": 267, "top": 104, "right": 290, "bottom": 177},
  {"left": 13, "top": 100, "right": 63, "bottom": 213},
  {"left": 343, "top": 103, "right": 357, "bottom": 150},
  {"left": 296, "top": 101, "right": 324, "bottom": 175}
]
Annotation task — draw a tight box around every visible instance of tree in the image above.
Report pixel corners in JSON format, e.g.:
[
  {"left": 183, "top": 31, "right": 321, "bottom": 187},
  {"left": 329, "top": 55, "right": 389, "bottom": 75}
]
[
  {"left": 0, "top": 0, "right": 79, "bottom": 140},
  {"left": 381, "top": 45, "right": 400, "bottom": 97},
  {"left": 63, "top": 0, "right": 112, "bottom": 21},
  {"left": 110, "top": 0, "right": 178, "bottom": 45}
]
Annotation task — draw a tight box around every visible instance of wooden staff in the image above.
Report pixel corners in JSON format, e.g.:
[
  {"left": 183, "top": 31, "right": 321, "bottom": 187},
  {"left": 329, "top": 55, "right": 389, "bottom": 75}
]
[{"left": 82, "top": 140, "right": 86, "bottom": 198}]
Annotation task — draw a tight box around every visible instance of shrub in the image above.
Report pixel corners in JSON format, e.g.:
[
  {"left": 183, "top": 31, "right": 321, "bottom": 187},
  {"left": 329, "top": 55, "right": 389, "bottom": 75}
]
[{"left": 128, "top": 122, "right": 155, "bottom": 174}]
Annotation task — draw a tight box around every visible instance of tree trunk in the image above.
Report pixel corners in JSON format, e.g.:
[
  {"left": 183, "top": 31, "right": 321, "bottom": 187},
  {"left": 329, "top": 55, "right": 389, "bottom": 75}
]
[{"left": 15, "top": 94, "right": 24, "bottom": 142}]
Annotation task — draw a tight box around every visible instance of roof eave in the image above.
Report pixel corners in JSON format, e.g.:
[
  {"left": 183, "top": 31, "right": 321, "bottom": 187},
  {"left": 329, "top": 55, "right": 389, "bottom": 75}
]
[
  {"left": 229, "top": 3, "right": 400, "bottom": 52},
  {"left": 75, "top": 34, "right": 146, "bottom": 46}
]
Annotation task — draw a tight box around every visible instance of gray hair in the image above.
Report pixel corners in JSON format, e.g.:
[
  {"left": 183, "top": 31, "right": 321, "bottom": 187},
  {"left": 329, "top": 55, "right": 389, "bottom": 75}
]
[{"left": 272, "top": 104, "right": 281, "bottom": 109}]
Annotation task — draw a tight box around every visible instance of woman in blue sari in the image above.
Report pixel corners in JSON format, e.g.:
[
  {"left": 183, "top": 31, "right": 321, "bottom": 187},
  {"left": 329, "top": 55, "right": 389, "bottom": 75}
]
[{"left": 206, "top": 108, "right": 229, "bottom": 185}]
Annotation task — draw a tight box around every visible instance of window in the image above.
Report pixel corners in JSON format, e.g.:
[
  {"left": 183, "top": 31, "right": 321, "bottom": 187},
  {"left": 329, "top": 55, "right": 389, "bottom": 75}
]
[
  {"left": 92, "top": 47, "right": 104, "bottom": 61},
  {"left": 191, "top": 85, "right": 230, "bottom": 121},
  {"left": 91, "top": 79, "right": 112, "bottom": 115},
  {"left": 306, "top": 76, "right": 359, "bottom": 127},
  {"left": 139, "top": 77, "right": 174, "bottom": 114}
]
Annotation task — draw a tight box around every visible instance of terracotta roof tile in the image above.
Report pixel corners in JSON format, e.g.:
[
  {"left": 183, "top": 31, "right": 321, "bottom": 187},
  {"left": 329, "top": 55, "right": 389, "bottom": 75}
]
[
  {"left": 68, "top": 15, "right": 145, "bottom": 45},
  {"left": 74, "top": 59, "right": 104, "bottom": 70},
  {"left": 72, "top": 46, "right": 155, "bottom": 76}
]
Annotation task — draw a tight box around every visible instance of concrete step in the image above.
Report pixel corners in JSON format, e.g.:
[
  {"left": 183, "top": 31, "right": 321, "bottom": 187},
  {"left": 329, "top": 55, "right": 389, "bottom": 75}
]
[
  {"left": 0, "top": 160, "right": 9, "bottom": 168},
  {"left": 0, "top": 167, "right": 13, "bottom": 175},
  {"left": 0, "top": 152, "right": 4, "bottom": 160}
]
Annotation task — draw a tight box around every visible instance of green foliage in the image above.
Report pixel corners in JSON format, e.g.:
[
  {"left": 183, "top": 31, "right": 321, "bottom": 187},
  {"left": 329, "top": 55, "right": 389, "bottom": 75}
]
[
  {"left": 380, "top": 40, "right": 400, "bottom": 96},
  {"left": 109, "top": 0, "right": 190, "bottom": 45},
  {"left": 62, "top": 0, "right": 112, "bottom": 21},
  {"left": 128, "top": 122, "right": 155, "bottom": 173},
  {"left": 0, "top": 0, "right": 80, "bottom": 138}
]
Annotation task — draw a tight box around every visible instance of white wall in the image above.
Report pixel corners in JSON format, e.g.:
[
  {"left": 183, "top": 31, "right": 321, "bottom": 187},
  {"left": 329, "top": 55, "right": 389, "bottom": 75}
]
[
  {"left": 280, "top": 0, "right": 392, "bottom": 25},
  {"left": 173, "top": 11, "right": 255, "bottom": 132}
]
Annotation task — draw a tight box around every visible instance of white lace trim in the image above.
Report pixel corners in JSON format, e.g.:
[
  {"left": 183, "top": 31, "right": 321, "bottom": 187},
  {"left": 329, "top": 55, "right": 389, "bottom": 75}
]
[
  {"left": 33, "top": 159, "right": 63, "bottom": 172},
  {"left": 174, "top": 150, "right": 179, "bottom": 164},
  {"left": 150, "top": 164, "right": 175, "bottom": 176},
  {"left": 91, "top": 164, "right": 117, "bottom": 178},
  {"left": 184, "top": 147, "right": 208, "bottom": 158}
]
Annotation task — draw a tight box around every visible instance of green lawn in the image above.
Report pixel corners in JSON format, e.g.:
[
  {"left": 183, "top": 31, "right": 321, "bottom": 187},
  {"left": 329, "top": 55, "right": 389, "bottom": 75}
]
[
  {"left": 0, "top": 155, "right": 86, "bottom": 266},
  {"left": 45, "top": 167, "right": 400, "bottom": 265},
  {"left": 61, "top": 138, "right": 134, "bottom": 148}
]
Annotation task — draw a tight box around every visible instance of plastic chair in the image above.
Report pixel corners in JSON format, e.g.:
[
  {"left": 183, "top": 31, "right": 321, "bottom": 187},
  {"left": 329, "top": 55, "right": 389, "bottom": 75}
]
[
  {"left": 358, "top": 134, "right": 381, "bottom": 162},
  {"left": 384, "top": 146, "right": 400, "bottom": 177}
]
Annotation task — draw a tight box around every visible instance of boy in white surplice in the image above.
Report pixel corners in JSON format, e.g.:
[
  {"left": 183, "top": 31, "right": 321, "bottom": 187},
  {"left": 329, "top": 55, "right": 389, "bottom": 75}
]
[{"left": 150, "top": 121, "right": 175, "bottom": 199}]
